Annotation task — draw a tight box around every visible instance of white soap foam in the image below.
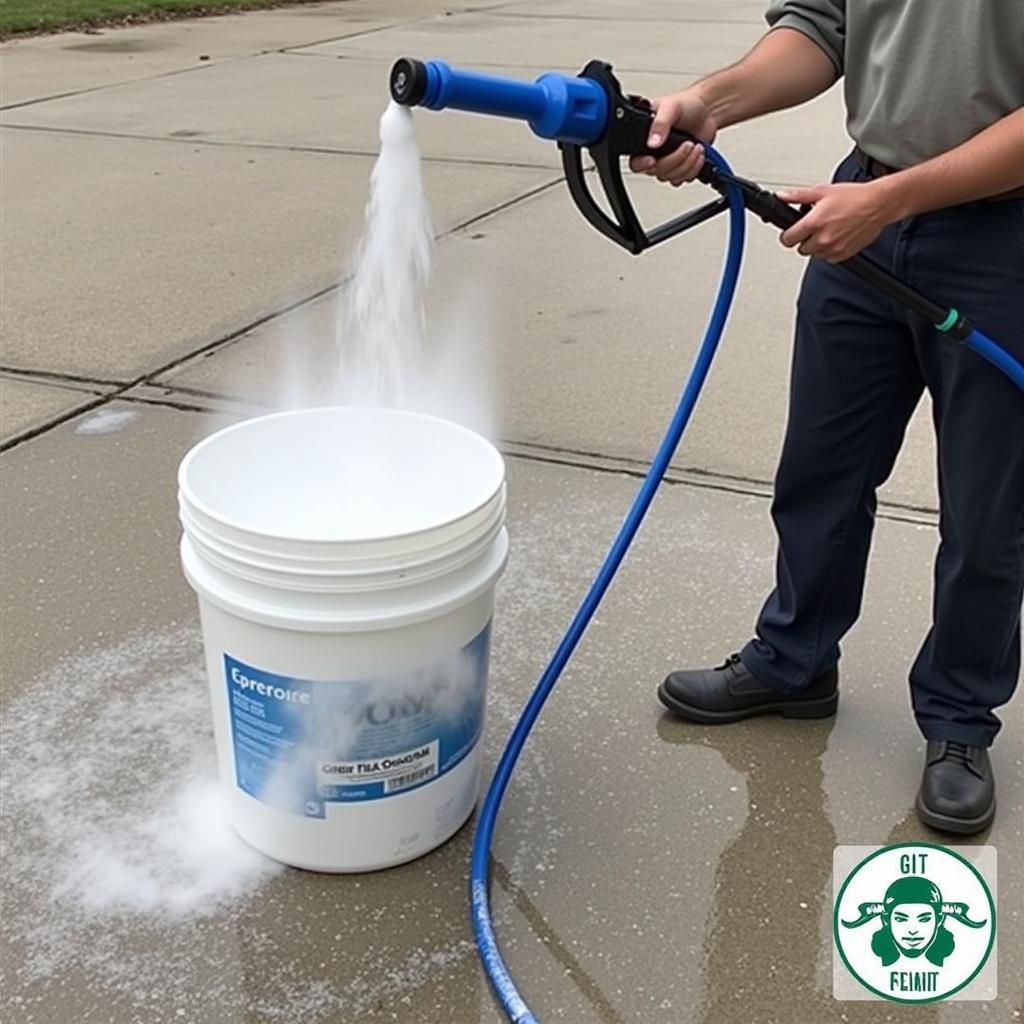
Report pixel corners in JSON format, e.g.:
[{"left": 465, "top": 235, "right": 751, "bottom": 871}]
[
  {"left": 75, "top": 408, "right": 141, "bottom": 436},
  {"left": 0, "top": 624, "right": 280, "bottom": 932},
  {"left": 60, "top": 778, "right": 273, "bottom": 916}
]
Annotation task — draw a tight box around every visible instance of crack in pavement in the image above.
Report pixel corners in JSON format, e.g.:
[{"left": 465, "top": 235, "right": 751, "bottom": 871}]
[
  {"left": 0, "top": 122, "right": 555, "bottom": 170},
  {"left": 12, "top": 369, "right": 938, "bottom": 528},
  {"left": 0, "top": 60, "right": 224, "bottom": 113},
  {"left": 0, "top": 174, "right": 565, "bottom": 453},
  {"left": 497, "top": 445, "right": 939, "bottom": 526},
  {"left": 0, "top": 393, "right": 113, "bottom": 449},
  {"left": 0, "top": 366, "right": 125, "bottom": 389}
]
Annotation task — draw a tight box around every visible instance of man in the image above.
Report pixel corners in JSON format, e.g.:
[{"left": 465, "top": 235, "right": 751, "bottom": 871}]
[{"left": 631, "top": 1, "right": 1024, "bottom": 834}]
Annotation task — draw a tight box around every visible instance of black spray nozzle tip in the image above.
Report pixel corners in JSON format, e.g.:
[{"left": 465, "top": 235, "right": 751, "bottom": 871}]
[{"left": 390, "top": 58, "right": 428, "bottom": 106}]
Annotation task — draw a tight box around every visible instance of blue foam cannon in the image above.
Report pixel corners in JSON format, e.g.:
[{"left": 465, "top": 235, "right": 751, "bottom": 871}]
[
  {"left": 390, "top": 57, "right": 1024, "bottom": 391},
  {"left": 389, "top": 56, "right": 609, "bottom": 145}
]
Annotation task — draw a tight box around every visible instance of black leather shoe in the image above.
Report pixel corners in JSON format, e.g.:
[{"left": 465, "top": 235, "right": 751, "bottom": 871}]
[
  {"left": 658, "top": 653, "right": 839, "bottom": 724},
  {"left": 916, "top": 741, "right": 995, "bottom": 835}
]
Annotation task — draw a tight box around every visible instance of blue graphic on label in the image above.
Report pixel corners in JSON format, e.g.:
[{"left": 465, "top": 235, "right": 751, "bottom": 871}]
[{"left": 224, "top": 627, "right": 490, "bottom": 818}]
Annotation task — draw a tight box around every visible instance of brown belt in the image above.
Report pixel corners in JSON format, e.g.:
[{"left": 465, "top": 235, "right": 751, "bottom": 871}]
[{"left": 853, "top": 145, "right": 1024, "bottom": 202}]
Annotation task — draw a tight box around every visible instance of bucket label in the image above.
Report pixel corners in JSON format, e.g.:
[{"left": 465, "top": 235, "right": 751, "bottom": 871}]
[{"left": 223, "top": 626, "right": 490, "bottom": 817}]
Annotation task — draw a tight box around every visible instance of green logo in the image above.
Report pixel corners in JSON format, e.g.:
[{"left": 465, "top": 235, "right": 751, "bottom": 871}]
[{"left": 833, "top": 844, "right": 996, "bottom": 1003}]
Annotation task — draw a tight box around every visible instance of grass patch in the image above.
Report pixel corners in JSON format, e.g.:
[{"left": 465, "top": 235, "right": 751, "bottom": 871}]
[{"left": 0, "top": 0, "right": 318, "bottom": 38}]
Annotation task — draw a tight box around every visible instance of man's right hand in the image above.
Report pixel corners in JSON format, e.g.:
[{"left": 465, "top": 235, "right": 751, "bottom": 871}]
[{"left": 628, "top": 92, "right": 718, "bottom": 186}]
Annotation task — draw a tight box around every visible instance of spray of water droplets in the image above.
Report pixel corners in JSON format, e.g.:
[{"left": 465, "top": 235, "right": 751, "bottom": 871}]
[{"left": 337, "top": 102, "right": 435, "bottom": 408}]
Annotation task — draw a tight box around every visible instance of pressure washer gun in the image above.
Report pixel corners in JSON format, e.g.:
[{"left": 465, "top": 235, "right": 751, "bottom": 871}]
[{"left": 390, "top": 57, "right": 1024, "bottom": 391}]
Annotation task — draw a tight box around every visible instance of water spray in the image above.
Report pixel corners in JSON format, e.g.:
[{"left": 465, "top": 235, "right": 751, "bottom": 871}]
[{"left": 390, "top": 56, "right": 1024, "bottom": 1023}]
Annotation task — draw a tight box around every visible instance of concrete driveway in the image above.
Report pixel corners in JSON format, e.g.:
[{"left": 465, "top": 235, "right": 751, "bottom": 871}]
[{"left": 2, "top": 3, "right": 1019, "bottom": 1022}]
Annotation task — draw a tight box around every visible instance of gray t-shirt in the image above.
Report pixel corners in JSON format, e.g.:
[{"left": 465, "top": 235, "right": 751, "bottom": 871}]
[{"left": 765, "top": 0, "right": 1024, "bottom": 168}]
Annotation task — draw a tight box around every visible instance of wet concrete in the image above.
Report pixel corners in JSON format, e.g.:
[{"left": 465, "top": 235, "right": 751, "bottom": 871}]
[
  {"left": 2, "top": 1, "right": 1021, "bottom": 1020},
  {"left": 1, "top": 402, "right": 1020, "bottom": 1023}
]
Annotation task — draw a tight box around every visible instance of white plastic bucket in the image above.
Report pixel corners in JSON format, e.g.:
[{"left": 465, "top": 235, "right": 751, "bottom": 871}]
[{"left": 178, "top": 407, "right": 508, "bottom": 872}]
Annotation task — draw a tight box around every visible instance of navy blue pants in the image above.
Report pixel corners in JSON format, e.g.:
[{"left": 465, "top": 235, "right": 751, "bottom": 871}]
[{"left": 741, "top": 152, "right": 1024, "bottom": 747}]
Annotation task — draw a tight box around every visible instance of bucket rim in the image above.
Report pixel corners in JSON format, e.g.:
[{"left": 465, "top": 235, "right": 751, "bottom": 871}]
[
  {"left": 183, "top": 504, "right": 505, "bottom": 589},
  {"left": 178, "top": 406, "right": 505, "bottom": 546},
  {"left": 180, "top": 529, "right": 508, "bottom": 632},
  {"left": 179, "top": 487, "right": 505, "bottom": 572}
]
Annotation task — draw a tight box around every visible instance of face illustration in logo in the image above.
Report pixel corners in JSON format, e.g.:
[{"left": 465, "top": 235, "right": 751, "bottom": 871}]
[
  {"left": 890, "top": 900, "right": 938, "bottom": 956},
  {"left": 842, "top": 876, "right": 987, "bottom": 968}
]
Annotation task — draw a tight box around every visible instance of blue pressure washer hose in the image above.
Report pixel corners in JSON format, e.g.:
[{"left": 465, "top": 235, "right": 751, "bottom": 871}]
[
  {"left": 966, "top": 329, "right": 1024, "bottom": 391},
  {"left": 469, "top": 156, "right": 745, "bottom": 1023},
  {"left": 390, "top": 57, "right": 1024, "bottom": 1023}
]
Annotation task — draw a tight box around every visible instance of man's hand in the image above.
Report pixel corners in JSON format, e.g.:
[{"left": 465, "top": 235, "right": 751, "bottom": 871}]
[
  {"left": 625, "top": 28, "right": 837, "bottom": 186},
  {"left": 778, "top": 182, "right": 899, "bottom": 262},
  {"left": 628, "top": 92, "right": 718, "bottom": 186}
]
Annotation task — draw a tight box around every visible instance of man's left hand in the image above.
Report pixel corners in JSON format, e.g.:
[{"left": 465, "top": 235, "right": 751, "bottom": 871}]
[{"left": 777, "top": 182, "right": 897, "bottom": 262}]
